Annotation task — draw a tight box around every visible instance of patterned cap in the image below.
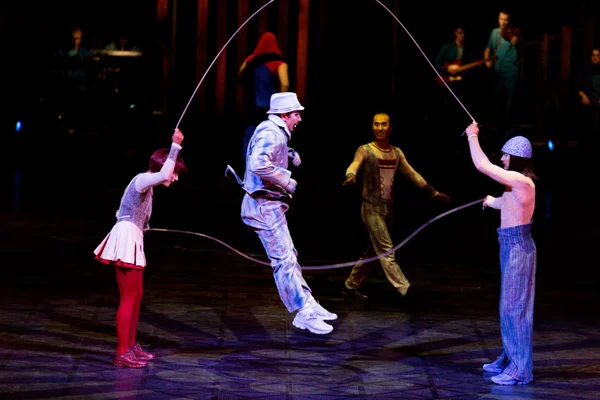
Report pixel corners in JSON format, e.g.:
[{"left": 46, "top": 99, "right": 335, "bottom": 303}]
[{"left": 501, "top": 136, "right": 532, "bottom": 158}]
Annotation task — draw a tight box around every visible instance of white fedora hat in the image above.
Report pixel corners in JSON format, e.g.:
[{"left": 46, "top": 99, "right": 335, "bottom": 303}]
[{"left": 267, "top": 92, "right": 305, "bottom": 114}]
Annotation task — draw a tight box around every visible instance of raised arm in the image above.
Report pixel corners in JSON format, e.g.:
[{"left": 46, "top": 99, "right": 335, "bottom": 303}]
[
  {"left": 343, "top": 146, "right": 367, "bottom": 185},
  {"left": 135, "top": 129, "right": 184, "bottom": 192},
  {"left": 465, "top": 122, "right": 531, "bottom": 188}
]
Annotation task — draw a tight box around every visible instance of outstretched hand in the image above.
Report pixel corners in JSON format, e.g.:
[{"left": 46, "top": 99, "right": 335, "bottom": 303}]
[{"left": 343, "top": 174, "right": 356, "bottom": 186}]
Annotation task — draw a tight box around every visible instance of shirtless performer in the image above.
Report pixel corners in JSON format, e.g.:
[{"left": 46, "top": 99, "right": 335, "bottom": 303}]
[{"left": 464, "top": 121, "right": 537, "bottom": 385}]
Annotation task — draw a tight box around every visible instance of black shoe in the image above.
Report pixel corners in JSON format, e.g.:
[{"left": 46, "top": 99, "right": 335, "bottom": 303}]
[{"left": 341, "top": 286, "right": 368, "bottom": 300}]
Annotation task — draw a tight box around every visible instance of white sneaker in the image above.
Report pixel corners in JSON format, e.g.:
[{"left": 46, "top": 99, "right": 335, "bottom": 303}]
[
  {"left": 483, "top": 362, "right": 504, "bottom": 373},
  {"left": 307, "top": 297, "right": 338, "bottom": 320},
  {"left": 292, "top": 309, "right": 333, "bottom": 334}
]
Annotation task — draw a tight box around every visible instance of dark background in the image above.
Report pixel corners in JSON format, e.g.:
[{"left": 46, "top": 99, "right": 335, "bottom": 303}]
[{"left": 0, "top": 0, "right": 599, "bottom": 294}]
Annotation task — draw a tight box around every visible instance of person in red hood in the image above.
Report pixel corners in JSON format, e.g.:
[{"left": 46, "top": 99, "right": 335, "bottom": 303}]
[{"left": 239, "top": 32, "right": 290, "bottom": 159}]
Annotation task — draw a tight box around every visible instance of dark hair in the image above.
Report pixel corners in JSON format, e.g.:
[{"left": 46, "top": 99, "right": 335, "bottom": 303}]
[
  {"left": 450, "top": 24, "right": 466, "bottom": 41},
  {"left": 508, "top": 155, "right": 538, "bottom": 180},
  {"left": 148, "top": 148, "right": 187, "bottom": 174},
  {"left": 372, "top": 111, "right": 392, "bottom": 125}
]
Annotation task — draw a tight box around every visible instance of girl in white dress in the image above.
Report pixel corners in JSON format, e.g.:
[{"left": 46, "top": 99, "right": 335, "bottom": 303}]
[{"left": 94, "top": 129, "right": 185, "bottom": 368}]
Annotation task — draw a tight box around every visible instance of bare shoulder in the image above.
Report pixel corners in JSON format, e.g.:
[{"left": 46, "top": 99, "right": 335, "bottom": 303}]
[{"left": 512, "top": 175, "right": 535, "bottom": 197}]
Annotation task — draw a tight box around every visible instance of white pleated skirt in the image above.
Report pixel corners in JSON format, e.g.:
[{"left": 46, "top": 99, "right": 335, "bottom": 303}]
[{"left": 94, "top": 221, "right": 146, "bottom": 270}]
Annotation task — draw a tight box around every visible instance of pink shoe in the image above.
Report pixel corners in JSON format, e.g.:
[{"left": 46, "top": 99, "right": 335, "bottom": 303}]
[
  {"left": 113, "top": 349, "right": 148, "bottom": 368},
  {"left": 131, "top": 343, "right": 156, "bottom": 361}
]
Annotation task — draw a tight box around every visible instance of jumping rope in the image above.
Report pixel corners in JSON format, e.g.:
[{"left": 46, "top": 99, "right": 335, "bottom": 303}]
[
  {"left": 175, "top": 0, "right": 276, "bottom": 129},
  {"left": 175, "top": 0, "right": 476, "bottom": 127},
  {"left": 373, "top": 0, "right": 475, "bottom": 123},
  {"left": 148, "top": 197, "right": 483, "bottom": 270},
  {"left": 160, "top": 0, "right": 483, "bottom": 270}
]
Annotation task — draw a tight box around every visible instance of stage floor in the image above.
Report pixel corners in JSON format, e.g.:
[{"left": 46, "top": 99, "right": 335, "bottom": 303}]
[
  {"left": 1, "top": 120, "right": 599, "bottom": 398},
  {"left": 1, "top": 195, "right": 598, "bottom": 399}
]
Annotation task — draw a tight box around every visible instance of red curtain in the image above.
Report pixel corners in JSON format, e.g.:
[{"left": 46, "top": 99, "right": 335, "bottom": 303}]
[{"left": 157, "top": 0, "right": 168, "bottom": 20}]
